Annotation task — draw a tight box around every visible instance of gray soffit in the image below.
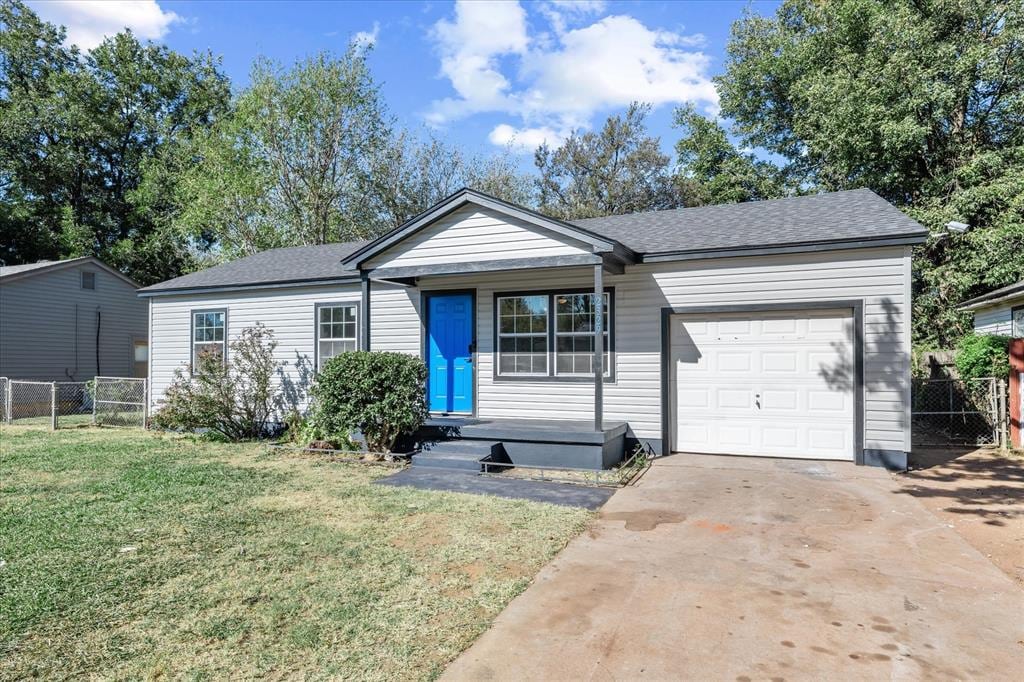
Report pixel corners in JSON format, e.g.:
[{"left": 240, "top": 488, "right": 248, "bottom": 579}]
[
  {"left": 137, "top": 241, "right": 367, "bottom": 295},
  {"left": 571, "top": 188, "right": 928, "bottom": 256},
  {"left": 958, "top": 279, "right": 1024, "bottom": 310}
]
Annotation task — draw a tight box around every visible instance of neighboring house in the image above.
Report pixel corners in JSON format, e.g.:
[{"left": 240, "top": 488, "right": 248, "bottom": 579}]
[
  {"left": 140, "top": 188, "right": 927, "bottom": 470},
  {"left": 0, "top": 257, "right": 148, "bottom": 381},
  {"left": 960, "top": 281, "right": 1024, "bottom": 449},
  {"left": 959, "top": 280, "right": 1024, "bottom": 339}
]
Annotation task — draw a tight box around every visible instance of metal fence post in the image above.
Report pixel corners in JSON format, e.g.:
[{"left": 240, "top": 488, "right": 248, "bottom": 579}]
[
  {"left": 998, "top": 377, "right": 1008, "bottom": 449},
  {"left": 143, "top": 378, "right": 149, "bottom": 429},
  {"left": 4, "top": 379, "right": 10, "bottom": 424},
  {"left": 50, "top": 382, "right": 57, "bottom": 430},
  {"left": 92, "top": 379, "right": 98, "bottom": 426}
]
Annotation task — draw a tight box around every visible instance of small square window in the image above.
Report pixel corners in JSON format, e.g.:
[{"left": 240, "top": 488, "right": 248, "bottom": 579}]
[{"left": 81, "top": 272, "right": 95, "bottom": 290}]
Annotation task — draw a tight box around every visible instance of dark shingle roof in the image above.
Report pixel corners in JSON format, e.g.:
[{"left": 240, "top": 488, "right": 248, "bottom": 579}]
[
  {"left": 138, "top": 241, "right": 367, "bottom": 293},
  {"left": 0, "top": 260, "right": 60, "bottom": 277},
  {"left": 571, "top": 188, "right": 926, "bottom": 255},
  {"left": 959, "top": 280, "right": 1024, "bottom": 310},
  {"left": 139, "top": 189, "right": 926, "bottom": 294}
]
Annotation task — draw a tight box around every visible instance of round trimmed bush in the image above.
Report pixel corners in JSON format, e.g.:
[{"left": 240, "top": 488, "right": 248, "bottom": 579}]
[{"left": 309, "top": 351, "right": 427, "bottom": 454}]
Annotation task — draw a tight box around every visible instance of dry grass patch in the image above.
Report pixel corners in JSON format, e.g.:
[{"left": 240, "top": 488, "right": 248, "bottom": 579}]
[{"left": 0, "top": 426, "right": 591, "bottom": 680}]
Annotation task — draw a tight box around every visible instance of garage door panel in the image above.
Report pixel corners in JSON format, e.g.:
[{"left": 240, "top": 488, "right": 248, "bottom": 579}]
[{"left": 672, "top": 308, "right": 855, "bottom": 461}]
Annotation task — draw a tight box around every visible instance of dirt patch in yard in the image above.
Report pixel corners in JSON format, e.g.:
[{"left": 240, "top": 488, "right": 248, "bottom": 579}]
[{"left": 899, "top": 447, "right": 1024, "bottom": 587}]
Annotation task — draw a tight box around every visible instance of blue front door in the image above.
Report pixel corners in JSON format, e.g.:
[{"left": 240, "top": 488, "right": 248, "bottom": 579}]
[{"left": 427, "top": 293, "right": 474, "bottom": 413}]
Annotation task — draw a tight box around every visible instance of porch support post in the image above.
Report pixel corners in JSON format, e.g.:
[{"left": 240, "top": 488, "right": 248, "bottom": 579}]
[
  {"left": 361, "top": 273, "right": 371, "bottom": 351},
  {"left": 593, "top": 264, "right": 604, "bottom": 432}
]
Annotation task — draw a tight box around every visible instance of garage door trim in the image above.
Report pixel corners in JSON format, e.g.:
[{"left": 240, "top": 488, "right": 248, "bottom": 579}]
[{"left": 659, "top": 300, "right": 865, "bottom": 464}]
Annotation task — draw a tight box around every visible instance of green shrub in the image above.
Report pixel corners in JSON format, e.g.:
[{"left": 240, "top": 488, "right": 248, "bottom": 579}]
[
  {"left": 153, "top": 324, "right": 281, "bottom": 440},
  {"left": 954, "top": 333, "right": 1011, "bottom": 381},
  {"left": 308, "top": 351, "right": 427, "bottom": 455}
]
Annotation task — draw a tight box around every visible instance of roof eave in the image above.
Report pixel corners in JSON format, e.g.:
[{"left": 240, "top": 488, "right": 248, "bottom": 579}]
[
  {"left": 138, "top": 275, "right": 361, "bottom": 297},
  {"left": 639, "top": 232, "right": 928, "bottom": 264},
  {"left": 0, "top": 256, "right": 140, "bottom": 288},
  {"left": 958, "top": 285, "right": 1024, "bottom": 311}
]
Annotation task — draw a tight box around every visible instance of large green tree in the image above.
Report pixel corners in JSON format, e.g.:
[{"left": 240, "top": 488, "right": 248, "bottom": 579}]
[
  {"left": 0, "top": 0, "right": 230, "bottom": 284},
  {"left": 672, "top": 104, "right": 787, "bottom": 206},
  {"left": 175, "top": 50, "right": 390, "bottom": 258},
  {"left": 367, "top": 130, "right": 534, "bottom": 231},
  {"left": 535, "top": 103, "right": 679, "bottom": 219},
  {"left": 714, "top": 0, "right": 1024, "bottom": 346}
]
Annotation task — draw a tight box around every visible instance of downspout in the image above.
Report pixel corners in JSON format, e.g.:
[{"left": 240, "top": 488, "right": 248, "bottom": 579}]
[
  {"left": 95, "top": 307, "right": 101, "bottom": 376},
  {"left": 65, "top": 304, "right": 80, "bottom": 381}
]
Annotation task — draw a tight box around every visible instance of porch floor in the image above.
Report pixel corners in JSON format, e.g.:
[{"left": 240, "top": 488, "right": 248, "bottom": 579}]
[
  {"left": 424, "top": 417, "right": 628, "bottom": 444},
  {"left": 415, "top": 417, "right": 629, "bottom": 471}
]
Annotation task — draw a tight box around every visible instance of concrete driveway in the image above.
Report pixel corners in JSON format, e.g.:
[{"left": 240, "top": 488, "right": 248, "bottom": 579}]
[{"left": 444, "top": 454, "right": 1024, "bottom": 681}]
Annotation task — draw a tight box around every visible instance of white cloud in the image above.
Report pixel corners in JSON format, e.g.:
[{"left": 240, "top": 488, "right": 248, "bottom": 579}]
[
  {"left": 537, "top": 0, "right": 606, "bottom": 35},
  {"left": 488, "top": 123, "right": 568, "bottom": 150},
  {"left": 29, "top": 1, "right": 181, "bottom": 50},
  {"left": 426, "top": 1, "right": 718, "bottom": 149},
  {"left": 351, "top": 22, "right": 380, "bottom": 48},
  {"left": 426, "top": 0, "right": 529, "bottom": 124}
]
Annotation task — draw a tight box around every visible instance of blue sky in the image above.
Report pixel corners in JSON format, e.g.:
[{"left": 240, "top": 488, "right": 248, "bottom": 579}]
[{"left": 30, "top": 0, "right": 780, "bottom": 160}]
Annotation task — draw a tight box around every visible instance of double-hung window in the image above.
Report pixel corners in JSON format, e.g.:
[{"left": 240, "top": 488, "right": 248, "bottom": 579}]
[
  {"left": 1013, "top": 306, "right": 1024, "bottom": 338},
  {"left": 496, "top": 290, "right": 613, "bottom": 379},
  {"left": 555, "top": 292, "right": 610, "bottom": 376},
  {"left": 317, "top": 304, "right": 358, "bottom": 370},
  {"left": 192, "top": 310, "right": 226, "bottom": 368},
  {"left": 497, "top": 295, "right": 548, "bottom": 376}
]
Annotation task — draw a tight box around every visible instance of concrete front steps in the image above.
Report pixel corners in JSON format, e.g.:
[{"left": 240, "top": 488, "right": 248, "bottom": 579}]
[{"left": 410, "top": 439, "right": 503, "bottom": 472}]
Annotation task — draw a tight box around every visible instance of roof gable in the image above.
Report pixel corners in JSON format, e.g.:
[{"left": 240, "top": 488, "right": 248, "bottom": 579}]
[
  {"left": 364, "top": 204, "right": 595, "bottom": 270},
  {"left": 0, "top": 256, "right": 138, "bottom": 287},
  {"left": 343, "top": 188, "right": 626, "bottom": 269}
]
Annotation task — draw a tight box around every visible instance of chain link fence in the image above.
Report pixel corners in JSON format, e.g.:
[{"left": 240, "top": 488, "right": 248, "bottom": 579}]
[
  {"left": 911, "top": 377, "right": 1007, "bottom": 447},
  {"left": 1, "top": 377, "right": 147, "bottom": 430},
  {"left": 94, "top": 377, "right": 147, "bottom": 428}
]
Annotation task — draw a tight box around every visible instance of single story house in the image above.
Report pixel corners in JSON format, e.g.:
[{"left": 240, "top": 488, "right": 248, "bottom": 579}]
[
  {"left": 140, "top": 188, "right": 927, "bottom": 470},
  {"left": 960, "top": 280, "right": 1024, "bottom": 339},
  {"left": 960, "top": 280, "right": 1024, "bottom": 449},
  {"left": 1, "top": 256, "right": 148, "bottom": 381}
]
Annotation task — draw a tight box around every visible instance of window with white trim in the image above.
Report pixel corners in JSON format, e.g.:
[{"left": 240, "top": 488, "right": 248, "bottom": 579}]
[
  {"left": 495, "top": 289, "right": 613, "bottom": 379},
  {"left": 497, "top": 295, "right": 548, "bottom": 376},
  {"left": 81, "top": 271, "right": 95, "bottom": 290},
  {"left": 317, "top": 304, "right": 358, "bottom": 370},
  {"left": 192, "top": 310, "right": 225, "bottom": 368},
  {"left": 1013, "top": 306, "right": 1023, "bottom": 338},
  {"left": 555, "top": 292, "right": 610, "bottom": 376}
]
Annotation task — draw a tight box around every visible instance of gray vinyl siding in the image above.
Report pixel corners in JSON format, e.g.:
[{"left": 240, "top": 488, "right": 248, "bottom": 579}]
[
  {"left": 147, "top": 245, "right": 912, "bottom": 455},
  {"left": 364, "top": 245, "right": 912, "bottom": 454},
  {"left": 0, "top": 264, "right": 147, "bottom": 381},
  {"left": 365, "top": 205, "right": 589, "bottom": 269},
  {"left": 972, "top": 302, "right": 1019, "bottom": 336},
  {"left": 149, "top": 283, "right": 370, "bottom": 412}
]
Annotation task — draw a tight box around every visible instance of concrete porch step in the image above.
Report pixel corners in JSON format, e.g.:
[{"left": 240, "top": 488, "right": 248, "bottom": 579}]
[{"left": 411, "top": 440, "right": 504, "bottom": 472}]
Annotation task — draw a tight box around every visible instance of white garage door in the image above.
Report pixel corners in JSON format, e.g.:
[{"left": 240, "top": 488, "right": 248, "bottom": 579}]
[{"left": 671, "top": 308, "right": 855, "bottom": 460}]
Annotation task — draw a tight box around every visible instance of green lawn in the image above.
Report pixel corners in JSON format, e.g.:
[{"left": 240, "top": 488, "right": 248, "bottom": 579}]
[{"left": 0, "top": 426, "right": 591, "bottom": 680}]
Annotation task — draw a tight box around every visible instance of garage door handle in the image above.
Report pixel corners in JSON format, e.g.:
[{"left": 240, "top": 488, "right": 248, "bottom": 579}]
[{"left": 755, "top": 393, "right": 761, "bottom": 409}]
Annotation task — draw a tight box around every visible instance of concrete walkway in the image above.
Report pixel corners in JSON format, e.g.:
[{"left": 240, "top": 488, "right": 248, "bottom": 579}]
[{"left": 443, "top": 453, "right": 1024, "bottom": 680}]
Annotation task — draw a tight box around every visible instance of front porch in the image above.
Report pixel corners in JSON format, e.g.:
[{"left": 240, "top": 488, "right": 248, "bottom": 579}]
[{"left": 410, "top": 417, "right": 629, "bottom": 472}]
